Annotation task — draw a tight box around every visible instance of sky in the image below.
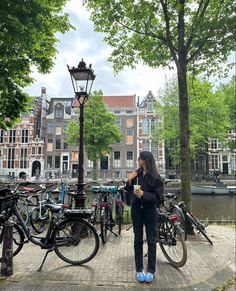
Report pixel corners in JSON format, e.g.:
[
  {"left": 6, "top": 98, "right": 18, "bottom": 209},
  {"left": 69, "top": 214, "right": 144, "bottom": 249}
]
[{"left": 24, "top": 0, "right": 234, "bottom": 101}]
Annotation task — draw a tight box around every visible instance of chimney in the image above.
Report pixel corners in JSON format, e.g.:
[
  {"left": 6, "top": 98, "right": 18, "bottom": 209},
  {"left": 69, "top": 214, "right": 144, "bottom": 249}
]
[{"left": 41, "top": 87, "right": 47, "bottom": 95}]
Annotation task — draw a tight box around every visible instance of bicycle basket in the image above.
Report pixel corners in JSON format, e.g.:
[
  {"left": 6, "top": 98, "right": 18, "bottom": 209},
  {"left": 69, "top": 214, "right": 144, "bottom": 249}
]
[{"left": 0, "top": 189, "right": 13, "bottom": 212}]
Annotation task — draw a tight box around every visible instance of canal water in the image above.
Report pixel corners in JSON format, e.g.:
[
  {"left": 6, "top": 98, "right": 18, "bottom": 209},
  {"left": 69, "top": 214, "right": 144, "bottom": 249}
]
[{"left": 85, "top": 191, "right": 236, "bottom": 222}]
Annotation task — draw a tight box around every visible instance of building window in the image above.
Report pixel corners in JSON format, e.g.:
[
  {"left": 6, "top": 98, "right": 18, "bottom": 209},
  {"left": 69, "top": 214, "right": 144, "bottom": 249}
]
[
  {"left": 55, "top": 156, "right": 61, "bottom": 168},
  {"left": 126, "top": 118, "right": 134, "bottom": 128},
  {"left": 126, "top": 151, "right": 133, "bottom": 168},
  {"left": 151, "top": 119, "right": 158, "bottom": 133},
  {"left": 55, "top": 105, "right": 63, "bottom": 118},
  {"left": 71, "top": 151, "right": 78, "bottom": 161},
  {"left": 210, "top": 139, "right": 218, "bottom": 149},
  {"left": 142, "top": 118, "right": 149, "bottom": 134},
  {"left": 62, "top": 156, "right": 69, "bottom": 174},
  {"left": 114, "top": 151, "right": 121, "bottom": 168},
  {"left": 64, "top": 121, "right": 68, "bottom": 131},
  {"left": 126, "top": 129, "right": 133, "bottom": 136},
  {"left": 210, "top": 154, "right": 219, "bottom": 170},
  {"left": 100, "top": 156, "right": 108, "bottom": 170},
  {"left": 9, "top": 130, "right": 16, "bottom": 143},
  {"left": 47, "top": 156, "right": 53, "bottom": 169},
  {"left": 114, "top": 109, "right": 121, "bottom": 114},
  {"left": 0, "top": 130, "right": 3, "bottom": 143},
  {"left": 8, "top": 148, "right": 15, "bottom": 168},
  {"left": 151, "top": 141, "right": 158, "bottom": 159},
  {"left": 87, "top": 160, "right": 93, "bottom": 168},
  {"left": 126, "top": 110, "right": 133, "bottom": 114},
  {"left": 47, "top": 139, "right": 53, "bottom": 152},
  {"left": 143, "top": 140, "right": 150, "bottom": 151},
  {"left": 55, "top": 127, "right": 62, "bottom": 135},
  {"left": 115, "top": 117, "right": 121, "bottom": 127},
  {"left": 20, "top": 148, "right": 27, "bottom": 168},
  {"left": 232, "top": 155, "right": 236, "bottom": 173},
  {"left": 147, "top": 99, "right": 153, "bottom": 112},
  {"left": 63, "top": 143, "right": 68, "bottom": 150},
  {"left": 56, "top": 139, "right": 61, "bottom": 149},
  {"left": 126, "top": 136, "right": 134, "bottom": 145},
  {"left": 38, "top": 146, "right": 42, "bottom": 155},
  {"left": 21, "top": 130, "right": 28, "bottom": 143},
  {"left": 47, "top": 121, "right": 54, "bottom": 134}
]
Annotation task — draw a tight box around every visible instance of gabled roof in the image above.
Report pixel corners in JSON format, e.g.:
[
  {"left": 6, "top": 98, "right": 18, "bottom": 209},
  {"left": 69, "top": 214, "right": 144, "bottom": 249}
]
[
  {"left": 139, "top": 90, "right": 156, "bottom": 108},
  {"left": 47, "top": 97, "right": 73, "bottom": 115},
  {"left": 72, "top": 95, "right": 136, "bottom": 109},
  {"left": 103, "top": 95, "right": 136, "bottom": 108}
]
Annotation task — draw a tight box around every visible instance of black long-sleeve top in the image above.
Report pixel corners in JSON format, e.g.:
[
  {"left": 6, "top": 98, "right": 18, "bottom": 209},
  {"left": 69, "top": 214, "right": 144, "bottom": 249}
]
[{"left": 124, "top": 169, "right": 164, "bottom": 207}]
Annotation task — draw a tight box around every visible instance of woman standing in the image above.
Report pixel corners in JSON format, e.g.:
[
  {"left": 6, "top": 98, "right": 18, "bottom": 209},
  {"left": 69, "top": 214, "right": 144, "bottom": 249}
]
[{"left": 125, "top": 151, "right": 164, "bottom": 283}]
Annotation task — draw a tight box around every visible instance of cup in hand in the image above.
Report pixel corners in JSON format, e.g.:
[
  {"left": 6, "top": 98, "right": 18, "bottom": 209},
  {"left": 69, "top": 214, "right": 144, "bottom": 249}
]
[{"left": 134, "top": 185, "right": 141, "bottom": 190}]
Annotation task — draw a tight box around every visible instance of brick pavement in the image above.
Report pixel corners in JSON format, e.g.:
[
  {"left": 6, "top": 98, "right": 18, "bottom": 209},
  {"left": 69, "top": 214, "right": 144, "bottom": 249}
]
[{"left": 0, "top": 225, "right": 235, "bottom": 290}]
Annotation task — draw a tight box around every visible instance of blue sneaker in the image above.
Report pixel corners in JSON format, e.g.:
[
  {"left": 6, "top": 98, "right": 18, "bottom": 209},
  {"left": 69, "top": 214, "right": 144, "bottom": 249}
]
[
  {"left": 136, "top": 272, "right": 145, "bottom": 282},
  {"left": 145, "top": 272, "right": 154, "bottom": 283}
]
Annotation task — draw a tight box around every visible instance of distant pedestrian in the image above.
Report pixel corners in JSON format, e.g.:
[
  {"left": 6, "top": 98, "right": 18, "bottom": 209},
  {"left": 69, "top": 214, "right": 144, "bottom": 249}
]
[{"left": 124, "top": 151, "right": 164, "bottom": 283}]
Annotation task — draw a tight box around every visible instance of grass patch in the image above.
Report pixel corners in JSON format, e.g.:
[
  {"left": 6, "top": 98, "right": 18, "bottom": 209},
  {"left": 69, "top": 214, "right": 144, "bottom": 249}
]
[{"left": 214, "top": 275, "right": 236, "bottom": 291}]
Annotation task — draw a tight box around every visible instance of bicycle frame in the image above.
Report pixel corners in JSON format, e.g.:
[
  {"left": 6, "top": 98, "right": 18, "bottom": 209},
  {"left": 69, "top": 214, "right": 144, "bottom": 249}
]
[{"left": 7, "top": 200, "right": 68, "bottom": 249}]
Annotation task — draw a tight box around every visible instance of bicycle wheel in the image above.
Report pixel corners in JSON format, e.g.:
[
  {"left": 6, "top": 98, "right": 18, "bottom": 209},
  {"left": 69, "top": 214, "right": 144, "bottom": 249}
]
[
  {"left": 100, "top": 207, "right": 108, "bottom": 244},
  {"left": 186, "top": 213, "right": 213, "bottom": 245},
  {"left": 90, "top": 203, "right": 98, "bottom": 225},
  {"left": 0, "top": 222, "right": 24, "bottom": 261},
  {"left": 15, "top": 204, "right": 29, "bottom": 225},
  {"left": 30, "top": 207, "right": 49, "bottom": 234},
  {"left": 116, "top": 204, "right": 124, "bottom": 236},
  {"left": 172, "top": 205, "right": 187, "bottom": 240},
  {"left": 53, "top": 218, "right": 99, "bottom": 265},
  {"left": 159, "top": 220, "right": 187, "bottom": 268}
]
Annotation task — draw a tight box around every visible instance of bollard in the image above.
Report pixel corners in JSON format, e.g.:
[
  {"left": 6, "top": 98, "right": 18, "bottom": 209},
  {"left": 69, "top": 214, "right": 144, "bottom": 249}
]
[{"left": 1, "top": 220, "right": 13, "bottom": 276}]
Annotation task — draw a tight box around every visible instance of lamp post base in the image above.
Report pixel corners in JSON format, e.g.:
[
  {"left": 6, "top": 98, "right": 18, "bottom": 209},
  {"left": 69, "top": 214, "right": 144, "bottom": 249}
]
[{"left": 75, "top": 182, "right": 86, "bottom": 208}]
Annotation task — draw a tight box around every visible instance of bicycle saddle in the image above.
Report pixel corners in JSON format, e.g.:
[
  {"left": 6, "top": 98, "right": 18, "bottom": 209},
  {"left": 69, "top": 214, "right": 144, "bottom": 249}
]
[{"left": 165, "top": 193, "right": 177, "bottom": 199}]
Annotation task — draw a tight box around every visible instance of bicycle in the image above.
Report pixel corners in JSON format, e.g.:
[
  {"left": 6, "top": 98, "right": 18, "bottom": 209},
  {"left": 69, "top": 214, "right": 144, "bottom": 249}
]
[
  {"left": 163, "top": 193, "right": 187, "bottom": 240},
  {"left": 157, "top": 208, "right": 187, "bottom": 267},
  {"left": 0, "top": 188, "right": 100, "bottom": 271},
  {"left": 90, "top": 185, "right": 118, "bottom": 244},
  {"left": 115, "top": 186, "right": 125, "bottom": 236},
  {"left": 177, "top": 199, "right": 213, "bottom": 245}
]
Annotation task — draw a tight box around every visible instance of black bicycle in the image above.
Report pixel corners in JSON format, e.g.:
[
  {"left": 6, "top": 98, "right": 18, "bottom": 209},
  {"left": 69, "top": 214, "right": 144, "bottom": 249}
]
[
  {"left": 163, "top": 193, "right": 187, "bottom": 240},
  {"left": 157, "top": 208, "right": 187, "bottom": 267},
  {"left": 0, "top": 188, "right": 99, "bottom": 271},
  {"left": 177, "top": 199, "right": 213, "bottom": 245}
]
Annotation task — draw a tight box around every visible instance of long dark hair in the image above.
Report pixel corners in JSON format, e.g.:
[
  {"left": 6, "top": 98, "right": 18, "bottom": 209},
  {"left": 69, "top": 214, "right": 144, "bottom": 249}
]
[{"left": 139, "top": 151, "right": 159, "bottom": 186}]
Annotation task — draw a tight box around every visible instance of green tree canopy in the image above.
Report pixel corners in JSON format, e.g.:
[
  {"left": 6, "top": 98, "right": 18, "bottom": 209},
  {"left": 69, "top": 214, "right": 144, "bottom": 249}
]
[
  {"left": 158, "top": 76, "right": 231, "bottom": 166},
  {"left": 84, "top": 0, "right": 235, "bottom": 208},
  {"left": 0, "top": 0, "right": 73, "bottom": 129},
  {"left": 66, "top": 90, "right": 122, "bottom": 180}
]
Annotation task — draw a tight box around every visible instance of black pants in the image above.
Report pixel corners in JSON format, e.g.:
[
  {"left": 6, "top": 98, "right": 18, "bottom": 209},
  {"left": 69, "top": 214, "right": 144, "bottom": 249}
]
[{"left": 131, "top": 202, "right": 157, "bottom": 274}]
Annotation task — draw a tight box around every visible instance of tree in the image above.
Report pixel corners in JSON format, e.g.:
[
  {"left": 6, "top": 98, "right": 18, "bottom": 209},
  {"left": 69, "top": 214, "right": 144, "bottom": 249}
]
[
  {"left": 66, "top": 90, "right": 122, "bottom": 180},
  {"left": 215, "top": 75, "right": 236, "bottom": 153},
  {"left": 158, "top": 76, "right": 230, "bottom": 175},
  {"left": 215, "top": 76, "right": 236, "bottom": 131},
  {"left": 84, "top": 0, "right": 234, "bottom": 209},
  {"left": 0, "top": 0, "right": 73, "bottom": 129}
]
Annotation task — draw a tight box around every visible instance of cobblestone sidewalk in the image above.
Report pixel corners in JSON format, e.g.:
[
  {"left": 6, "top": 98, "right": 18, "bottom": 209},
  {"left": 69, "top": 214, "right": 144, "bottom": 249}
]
[{"left": 0, "top": 225, "right": 235, "bottom": 290}]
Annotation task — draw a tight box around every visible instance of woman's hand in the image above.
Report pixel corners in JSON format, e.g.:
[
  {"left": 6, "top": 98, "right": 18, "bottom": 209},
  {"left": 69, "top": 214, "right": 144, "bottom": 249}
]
[
  {"left": 133, "top": 188, "right": 144, "bottom": 198},
  {"left": 127, "top": 171, "right": 137, "bottom": 185},
  {"left": 128, "top": 171, "right": 137, "bottom": 181}
]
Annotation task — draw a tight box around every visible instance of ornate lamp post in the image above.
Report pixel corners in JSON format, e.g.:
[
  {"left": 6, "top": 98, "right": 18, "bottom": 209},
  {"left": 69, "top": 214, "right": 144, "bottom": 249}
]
[{"left": 67, "top": 59, "right": 96, "bottom": 207}]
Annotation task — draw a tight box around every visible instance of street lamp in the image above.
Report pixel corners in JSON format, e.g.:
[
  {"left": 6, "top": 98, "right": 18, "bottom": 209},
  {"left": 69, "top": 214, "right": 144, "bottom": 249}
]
[{"left": 67, "top": 59, "right": 96, "bottom": 207}]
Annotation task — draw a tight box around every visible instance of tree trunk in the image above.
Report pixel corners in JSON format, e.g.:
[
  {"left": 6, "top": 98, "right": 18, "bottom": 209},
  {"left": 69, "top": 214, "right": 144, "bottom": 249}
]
[
  {"left": 92, "top": 159, "right": 98, "bottom": 181},
  {"left": 176, "top": 0, "right": 192, "bottom": 214}
]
